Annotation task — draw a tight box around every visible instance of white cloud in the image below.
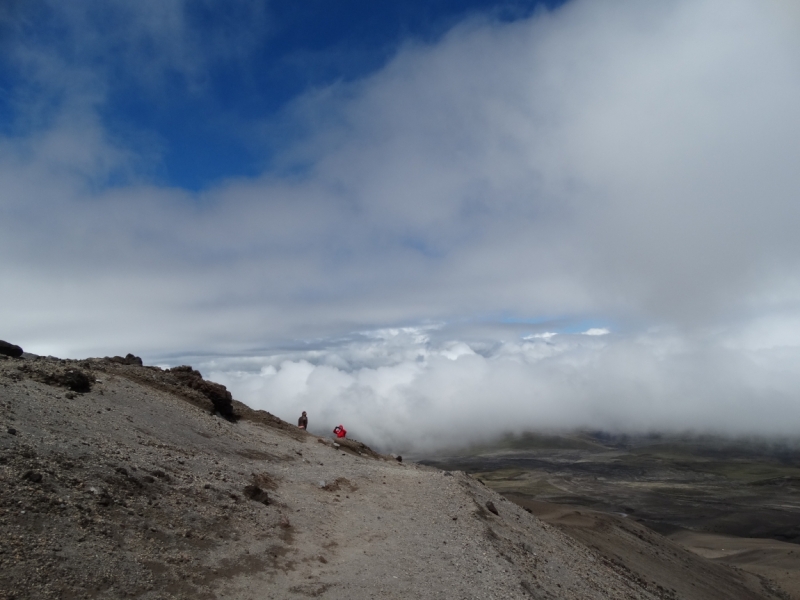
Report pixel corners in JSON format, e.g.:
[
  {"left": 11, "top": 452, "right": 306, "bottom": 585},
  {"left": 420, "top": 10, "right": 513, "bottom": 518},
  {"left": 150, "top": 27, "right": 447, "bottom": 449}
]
[
  {"left": 3, "top": 0, "right": 800, "bottom": 447},
  {"left": 202, "top": 324, "right": 800, "bottom": 454},
  {"left": 582, "top": 328, "right": 610, "bottom": 336},
  {"left": 524, "top": 332, "right": 558, "bottom": 340}
]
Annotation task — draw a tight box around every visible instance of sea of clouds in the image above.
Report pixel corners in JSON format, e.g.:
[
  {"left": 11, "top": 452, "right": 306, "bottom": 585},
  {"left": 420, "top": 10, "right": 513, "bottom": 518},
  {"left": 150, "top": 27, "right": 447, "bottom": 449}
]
[{"left": 193, "top": 321, "right": 800, "bottom": 454}]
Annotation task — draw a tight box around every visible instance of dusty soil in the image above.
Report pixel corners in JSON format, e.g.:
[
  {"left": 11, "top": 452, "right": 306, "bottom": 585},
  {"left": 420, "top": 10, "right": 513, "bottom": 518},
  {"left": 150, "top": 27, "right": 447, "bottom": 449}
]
[
  {"left": 507, "top": 498, "right": 786, "bottom": 600},
  {"left": 1, "top": 354, "right": 669, "bottom": 599},
  {"left": 669, "top": 530, "right": 800, "bottom": 600}
]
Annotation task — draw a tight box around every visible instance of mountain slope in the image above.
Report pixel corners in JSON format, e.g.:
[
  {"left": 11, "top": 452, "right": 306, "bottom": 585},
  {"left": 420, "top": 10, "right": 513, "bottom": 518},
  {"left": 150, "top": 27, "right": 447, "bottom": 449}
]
[{"left": 0, "top": 354, "right": 724, "bottom": 599}]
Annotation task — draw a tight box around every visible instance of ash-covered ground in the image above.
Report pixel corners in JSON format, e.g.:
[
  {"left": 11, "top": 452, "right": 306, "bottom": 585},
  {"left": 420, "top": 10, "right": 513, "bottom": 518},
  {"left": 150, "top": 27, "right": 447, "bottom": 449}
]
[{"left": 0, "top": 349, "right": 718, "bottom": 600}]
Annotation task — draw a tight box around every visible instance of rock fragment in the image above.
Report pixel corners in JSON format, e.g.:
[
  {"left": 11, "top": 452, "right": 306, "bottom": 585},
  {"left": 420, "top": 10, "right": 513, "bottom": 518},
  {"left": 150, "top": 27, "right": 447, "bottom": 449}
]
[
  {"left": 106, "top": 353, "right": 143, "bottom": 366},
  {"left": 45, "top": 369, "right": 93, "bottom": 393},
  {"left": 22, "top": 471, "right": 42, "bottom": 483},
  {"left": 243, "top": 484, "right": 270, "bottom": 505}
]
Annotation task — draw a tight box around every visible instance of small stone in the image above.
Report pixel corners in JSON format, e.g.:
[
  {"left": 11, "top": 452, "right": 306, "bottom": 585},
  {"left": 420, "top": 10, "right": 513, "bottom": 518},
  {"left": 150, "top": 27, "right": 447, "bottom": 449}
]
[
  {"left": 22, "top": 470, "right": 43, "bottom": 483},
  {"left": 7, "top": 428, "right": 16, "bottom": 435},
  {"left": 243, "top": 485, "right": 269, "bottom": 505},
  {"left": 486, "top": 501, "right": 499, "bottom": 515}
]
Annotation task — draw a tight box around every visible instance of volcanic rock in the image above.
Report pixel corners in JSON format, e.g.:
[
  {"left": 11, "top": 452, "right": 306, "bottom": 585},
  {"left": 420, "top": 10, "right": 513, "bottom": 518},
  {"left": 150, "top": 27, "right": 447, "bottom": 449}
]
[
  {"left": 167, "top": 365, "right": 234, "bottom": 418},
  {"left": 243, "top": 484, "right": 270, "bottom": 505},
  {"left": 0, "top": 340, "right": 23, "bottom": 358}
]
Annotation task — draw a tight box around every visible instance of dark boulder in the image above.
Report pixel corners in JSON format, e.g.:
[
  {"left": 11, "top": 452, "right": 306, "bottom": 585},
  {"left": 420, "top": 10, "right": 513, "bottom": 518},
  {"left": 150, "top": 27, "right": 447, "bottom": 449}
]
[
  {"left": 167, "top": 366, "right": 234, "bottom": 418},
  {"left": 125, "top": 353, "right": 143, "bottom": 366},
  {"left": 60, "top": 369, "right": 93, "bottom": 393},
  {"left": 40, "top": 368, "right": 93, "bottom": 393},
  {"left": 0, "top": 340, "right": 23, "bottom": 358},
  {"left": 22, "top": 470, "right": 43, "bottom": 483}
]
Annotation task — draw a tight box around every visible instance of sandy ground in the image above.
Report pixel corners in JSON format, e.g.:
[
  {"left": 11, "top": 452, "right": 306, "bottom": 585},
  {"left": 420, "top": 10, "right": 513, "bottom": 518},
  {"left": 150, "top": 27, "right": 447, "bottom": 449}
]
[
  {"left": 669, "top": 530, "right": 800, "bottom": 599},
  {"left": 507, "top": 497, "right": 787, "bottom": 600},
  {"left": 0, "top": 355, "right": 663, "bottom": 599}
]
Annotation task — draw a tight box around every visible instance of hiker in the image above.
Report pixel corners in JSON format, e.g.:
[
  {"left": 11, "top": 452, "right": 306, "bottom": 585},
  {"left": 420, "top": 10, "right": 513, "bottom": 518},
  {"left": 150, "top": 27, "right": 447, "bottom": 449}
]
[
  {"left": 333, "top": 424, "right": 347, "bottom": 439},
  {"left": 298, "top": 411, "right": 308, "bottom": 430}
]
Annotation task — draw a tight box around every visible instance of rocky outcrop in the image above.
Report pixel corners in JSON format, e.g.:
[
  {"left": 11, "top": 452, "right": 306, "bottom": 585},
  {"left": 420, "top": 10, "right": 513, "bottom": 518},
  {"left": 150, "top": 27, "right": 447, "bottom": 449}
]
[
  {"left": 166, "top": 365, "right": 234, "bottom": 418},
  {"left": 106, "top": 353, "right": 143, "bottom": 366},
  {"left": 48, "top": 368, "right": 93, "bottom": 393},
  {"left": 9, "top": 359, "right": 93, "bottom": 393},
  {"left": 0, "top": 340, "right": 23, "bottom": 358}
]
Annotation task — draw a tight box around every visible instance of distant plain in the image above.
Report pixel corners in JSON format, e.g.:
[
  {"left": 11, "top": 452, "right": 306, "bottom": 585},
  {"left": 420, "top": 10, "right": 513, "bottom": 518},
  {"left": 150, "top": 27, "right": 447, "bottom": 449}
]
[{"left": 422, "top": 432, "right": 800, "bottom": 599}]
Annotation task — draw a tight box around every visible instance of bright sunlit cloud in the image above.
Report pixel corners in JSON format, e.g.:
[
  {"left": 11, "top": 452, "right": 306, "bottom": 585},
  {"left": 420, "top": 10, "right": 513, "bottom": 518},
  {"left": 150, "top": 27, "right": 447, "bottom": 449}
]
[{"left": 2, "top": 0, "right": 800, "bottom": 449}]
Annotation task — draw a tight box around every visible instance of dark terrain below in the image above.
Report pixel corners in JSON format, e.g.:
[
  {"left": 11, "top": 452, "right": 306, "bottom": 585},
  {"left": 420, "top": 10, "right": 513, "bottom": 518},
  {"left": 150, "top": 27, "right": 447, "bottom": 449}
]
[{"left": 422, "top": 431, "right": 800, "bottom": 599}]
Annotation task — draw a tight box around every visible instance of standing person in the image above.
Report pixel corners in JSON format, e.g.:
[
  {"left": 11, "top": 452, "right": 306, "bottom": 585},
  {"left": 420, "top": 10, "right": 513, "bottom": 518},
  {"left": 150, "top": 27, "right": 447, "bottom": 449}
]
[{"left": 298, "top": 411, "right": 308, "bottom": 430}]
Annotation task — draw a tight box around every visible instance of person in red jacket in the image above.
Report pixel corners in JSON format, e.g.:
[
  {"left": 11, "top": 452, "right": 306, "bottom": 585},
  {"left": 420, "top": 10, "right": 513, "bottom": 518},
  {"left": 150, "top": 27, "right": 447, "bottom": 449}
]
[{"left": 333, "top": 425, "right": 347, "bottom": 439}]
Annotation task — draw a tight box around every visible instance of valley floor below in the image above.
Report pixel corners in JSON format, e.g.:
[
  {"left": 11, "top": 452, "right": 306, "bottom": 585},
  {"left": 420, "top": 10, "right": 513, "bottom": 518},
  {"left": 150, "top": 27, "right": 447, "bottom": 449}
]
[{"left": 422, "top": 434, "right": 800, "bottom": 600}]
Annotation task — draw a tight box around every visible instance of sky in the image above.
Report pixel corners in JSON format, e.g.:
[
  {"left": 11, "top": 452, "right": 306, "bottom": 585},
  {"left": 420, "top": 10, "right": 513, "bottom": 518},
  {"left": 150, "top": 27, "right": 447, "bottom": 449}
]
[{"left": 2, "top": 0, "right": 800, "bottom": 453}]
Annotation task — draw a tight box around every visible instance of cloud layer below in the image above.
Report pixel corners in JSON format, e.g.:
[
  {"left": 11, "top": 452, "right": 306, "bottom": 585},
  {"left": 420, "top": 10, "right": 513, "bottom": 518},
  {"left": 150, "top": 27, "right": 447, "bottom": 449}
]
[{"left": 201, "top": 322, "right": 800, "bottom": 454}]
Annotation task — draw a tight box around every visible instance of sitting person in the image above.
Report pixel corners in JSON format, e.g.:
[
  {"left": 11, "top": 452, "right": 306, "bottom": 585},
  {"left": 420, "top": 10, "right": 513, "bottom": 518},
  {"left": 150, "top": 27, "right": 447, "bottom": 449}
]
[
  {"left": 333, "top": 425, "right": 347, "bottom": 439},
  {"left": 298, "top": 411, "right": 308, "bottom": 430}
]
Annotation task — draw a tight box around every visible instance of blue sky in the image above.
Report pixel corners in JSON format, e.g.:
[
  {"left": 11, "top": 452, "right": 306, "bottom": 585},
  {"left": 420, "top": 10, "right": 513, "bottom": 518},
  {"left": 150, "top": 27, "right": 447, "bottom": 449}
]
[
  {"left": 0, "top": 0, "right": 564, "bottom": 189},
  {"left": 2, "top": 0, "right": 800, "bottom": 448}
]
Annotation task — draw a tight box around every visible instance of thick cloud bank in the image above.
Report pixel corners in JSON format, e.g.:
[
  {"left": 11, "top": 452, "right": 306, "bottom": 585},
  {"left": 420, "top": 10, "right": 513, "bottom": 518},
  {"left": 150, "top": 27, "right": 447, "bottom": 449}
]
[
  {"left": 199, "top": 322, "right": 800, "bottom": 453},
  {"left": 2, "top": 1, "right": 800, "bottom": 447}
]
